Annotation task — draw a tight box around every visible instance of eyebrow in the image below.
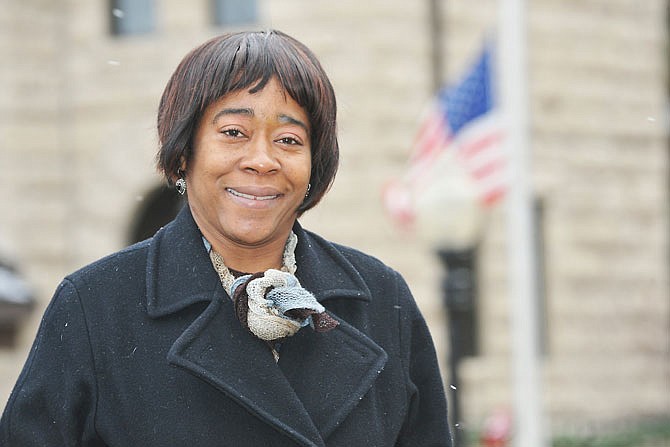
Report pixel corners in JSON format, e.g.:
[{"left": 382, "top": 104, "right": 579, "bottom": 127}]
[
  {"left": 278, "top": 114, "right": 309, "bottom": 134},
  {"left": 211, "top": 108, "right": 253, "bottom": 124},
  {"left": 211, "top": 108, "right": 309, "bottom": 134}
]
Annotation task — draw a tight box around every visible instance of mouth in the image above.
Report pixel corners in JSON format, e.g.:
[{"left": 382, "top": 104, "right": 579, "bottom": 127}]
[{"left": 226, "top": 187, "right": 281, "bottom": 201}]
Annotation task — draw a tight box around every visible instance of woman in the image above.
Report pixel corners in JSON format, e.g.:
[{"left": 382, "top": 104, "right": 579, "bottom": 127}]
[{"left": 1, "top": 30, "right": 451, "bottom": 446}]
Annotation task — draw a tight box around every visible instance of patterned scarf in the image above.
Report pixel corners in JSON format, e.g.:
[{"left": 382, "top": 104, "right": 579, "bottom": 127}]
[{"left": 208, "top": 232, "right": 338, "bottom": 361}]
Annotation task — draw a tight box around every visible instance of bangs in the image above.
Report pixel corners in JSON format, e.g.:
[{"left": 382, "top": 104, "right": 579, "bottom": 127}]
[{"left": 200, "top": 31, "right": 322, "bottom": 118}]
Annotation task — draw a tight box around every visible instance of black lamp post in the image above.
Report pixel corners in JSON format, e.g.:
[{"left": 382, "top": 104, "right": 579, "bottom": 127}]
[{"left": 437, "top": 247, "right": 478, "bottom": 447}]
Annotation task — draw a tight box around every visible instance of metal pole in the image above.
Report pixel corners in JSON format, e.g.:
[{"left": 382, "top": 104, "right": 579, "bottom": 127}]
[
  {"left": 497, "top": 1, "right": 547, "bottom": 446},
  {"left": 429, "top": 0, "right": 445, "bottom": 92},
  {"left": 438, "top": 248, "right": 478, "bottom": 447}
]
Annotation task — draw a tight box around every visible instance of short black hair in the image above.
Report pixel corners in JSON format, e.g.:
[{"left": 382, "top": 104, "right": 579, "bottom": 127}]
[{"left": 156, "top": 30, "right": 339, "bottom": 214}]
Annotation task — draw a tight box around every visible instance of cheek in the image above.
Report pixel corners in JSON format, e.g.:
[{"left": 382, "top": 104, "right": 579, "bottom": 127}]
[
  {"left": 283, "top": 152, "right": 311, "bottom": 183},
  {"left": 298, "top": 165, "right": 312, "bottom": 186},
  {"left": 191, "top": 151, "right": 234, "bottom": 181},
  {"left": 300, "top": 153, "right": 312, "bottom": 181}
]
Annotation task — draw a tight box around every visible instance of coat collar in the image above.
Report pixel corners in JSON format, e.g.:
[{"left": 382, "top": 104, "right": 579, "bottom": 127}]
[
  {"left": 145, "top": 206, "right": 387, "bottom": 446},
  {"left": 146, "top": 206, "right": 372, "bottom": 317},
  {"left": 145, "top": 206, "right": 220, "bottom": 318}
]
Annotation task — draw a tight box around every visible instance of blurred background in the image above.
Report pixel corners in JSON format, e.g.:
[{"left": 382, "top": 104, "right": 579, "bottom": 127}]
[{"left": 0, "top": 0, "right": 668, "bottom": 446}]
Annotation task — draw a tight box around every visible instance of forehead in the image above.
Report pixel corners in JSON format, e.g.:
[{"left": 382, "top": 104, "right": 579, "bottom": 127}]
[{"left": 206, "top": 78, "right": 309, "bottom": 126}]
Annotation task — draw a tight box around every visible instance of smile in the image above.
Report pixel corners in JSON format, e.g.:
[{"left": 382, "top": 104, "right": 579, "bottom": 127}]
[{"left": 226, "top": 188, "right": 280, "bottom": 201}]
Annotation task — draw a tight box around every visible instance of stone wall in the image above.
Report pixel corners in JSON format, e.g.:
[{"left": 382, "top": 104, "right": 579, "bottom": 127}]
[{"left": 0, "top": 0, "right": 667, "bottom": 436}]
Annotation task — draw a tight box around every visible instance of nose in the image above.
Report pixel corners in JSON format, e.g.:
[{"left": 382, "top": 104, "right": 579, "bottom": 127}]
[{"left": 241, "top": 137, "right": 280, "bottom": 174}]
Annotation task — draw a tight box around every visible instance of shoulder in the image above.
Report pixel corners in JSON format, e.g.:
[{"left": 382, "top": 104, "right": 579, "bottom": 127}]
[
  {"left": 333, "top": 241, "right": 413, "bottom": 298},
  {"left": 299, "top": 227, "right": 411, "bottom": 301},
  {"left": 301, "top": 227, "right": 397, "bottom": 276},
  {"left": 64, "top": 238, "right": 152, "bottom": 291}
]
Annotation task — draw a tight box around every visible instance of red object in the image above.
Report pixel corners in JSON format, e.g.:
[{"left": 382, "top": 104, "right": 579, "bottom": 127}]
[{"left": 480, "top": 408, "right": 512, "bottom": 447}]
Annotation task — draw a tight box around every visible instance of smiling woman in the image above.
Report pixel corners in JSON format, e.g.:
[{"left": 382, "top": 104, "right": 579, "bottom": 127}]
[
  {"left": 157, "top": 30, "right": 338, "bottom": 217},
  {"left": 185, "top": 78, "right": 313, "bottom": 272},
  {"left": 1, "top": 30, "right": 452, "bottom": 446}
]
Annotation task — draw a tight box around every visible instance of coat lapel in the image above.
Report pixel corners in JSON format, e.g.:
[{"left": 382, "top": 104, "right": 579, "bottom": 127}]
[
  {"left": 284, "top": 225, "right": 390, "bottom": 439},
  {"left": 277, "top": 318, "right": 388, "bottom": 440},
  {"left": 167, "top": 290, "right": 326, "bottom": 447},
  {"left": 145, "top": 207, "right": 388, "bottom": 445}
]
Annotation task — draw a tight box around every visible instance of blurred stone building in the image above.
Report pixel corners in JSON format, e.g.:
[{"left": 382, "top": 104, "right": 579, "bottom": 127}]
[{"left": 0, "top": 0, "right": 668, "bottom": 440}]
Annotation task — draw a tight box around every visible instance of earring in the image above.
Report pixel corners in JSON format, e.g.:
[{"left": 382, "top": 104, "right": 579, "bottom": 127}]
[
  {"left": 305, "top": 183, "right": 311, "bottom": 198},
  {"left": 175, "top": 178, "right": 186, "bottom": 195},
  {"left": 175, "top": 171, "right": 187, "bottom": 195}
]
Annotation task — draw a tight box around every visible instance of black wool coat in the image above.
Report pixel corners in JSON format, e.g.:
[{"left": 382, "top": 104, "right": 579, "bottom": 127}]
[{"left": 1, "top": 207, "right": 451, "bottom": 446}]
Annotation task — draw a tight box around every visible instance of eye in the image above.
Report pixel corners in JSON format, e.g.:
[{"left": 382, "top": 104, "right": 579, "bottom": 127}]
[
  {"left": 276, "top": 136, "right": 302, "bottom": 146},
  {"left": 221, "top": 128, "right": 244, "bottom": 138}
]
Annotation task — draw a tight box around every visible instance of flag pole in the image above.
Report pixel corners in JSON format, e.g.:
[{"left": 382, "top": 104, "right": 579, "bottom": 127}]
[
  {"left": 497, "top": 1, "right": 547, "bottom": 446},
  {"left": 429, "top": 0, "right": 445, "bottom": 92}
]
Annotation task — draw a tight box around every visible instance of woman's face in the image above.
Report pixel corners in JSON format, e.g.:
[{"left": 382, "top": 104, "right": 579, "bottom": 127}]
[{"left": 186, "top": 77, "right": 311, "bottom": 252}]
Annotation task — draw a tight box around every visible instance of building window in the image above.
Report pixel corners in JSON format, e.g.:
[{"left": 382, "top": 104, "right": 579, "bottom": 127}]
[
  {"left": 110, "top": 0, "right": 155, "bottom": 36},
  {"left": 212, "top": 0, "right": 258, "bottom": 26}
]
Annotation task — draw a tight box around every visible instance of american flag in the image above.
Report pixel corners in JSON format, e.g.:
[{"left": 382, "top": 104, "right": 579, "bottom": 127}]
[{"left": 383, "top": 43, "right": 507, "bottom": 226}]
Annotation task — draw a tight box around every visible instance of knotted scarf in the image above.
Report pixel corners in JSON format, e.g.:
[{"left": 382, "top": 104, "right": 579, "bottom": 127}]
[{"left": 207, "top": 233, "right": 339, "bottom": 360}]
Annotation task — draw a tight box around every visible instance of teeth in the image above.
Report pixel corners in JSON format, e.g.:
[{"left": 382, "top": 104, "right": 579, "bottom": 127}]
[{"left": 227, "top": 188, "right": 278, "bottom": 201}]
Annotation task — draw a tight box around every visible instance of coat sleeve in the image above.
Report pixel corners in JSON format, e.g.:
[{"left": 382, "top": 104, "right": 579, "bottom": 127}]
[
  {"left": 393, "top": 273, "right": 453, "bottom": 447},
  {"left": 0, "top": 279, "right": 102, "bottom": 446}
]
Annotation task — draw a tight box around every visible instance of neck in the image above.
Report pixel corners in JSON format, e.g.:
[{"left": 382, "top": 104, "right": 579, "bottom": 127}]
[
  {"left": 215, "top": 240, "right": 285, "bottom": 274},
  {"left": 188, "top": 205, "right": 296, "bottom": 274},
  {"left": 199, "top": 225, "right": 292, "bottom": 274}
]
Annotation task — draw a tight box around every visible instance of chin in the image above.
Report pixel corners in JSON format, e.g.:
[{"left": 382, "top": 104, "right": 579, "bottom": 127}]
[{"left": 229, "top": 224, "right": 282, "bottom": 246}]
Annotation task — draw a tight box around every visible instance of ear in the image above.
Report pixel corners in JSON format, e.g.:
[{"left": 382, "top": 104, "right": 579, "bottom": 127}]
[{"left": 170, "top": 156, "right": 188, "bottom": 185}]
